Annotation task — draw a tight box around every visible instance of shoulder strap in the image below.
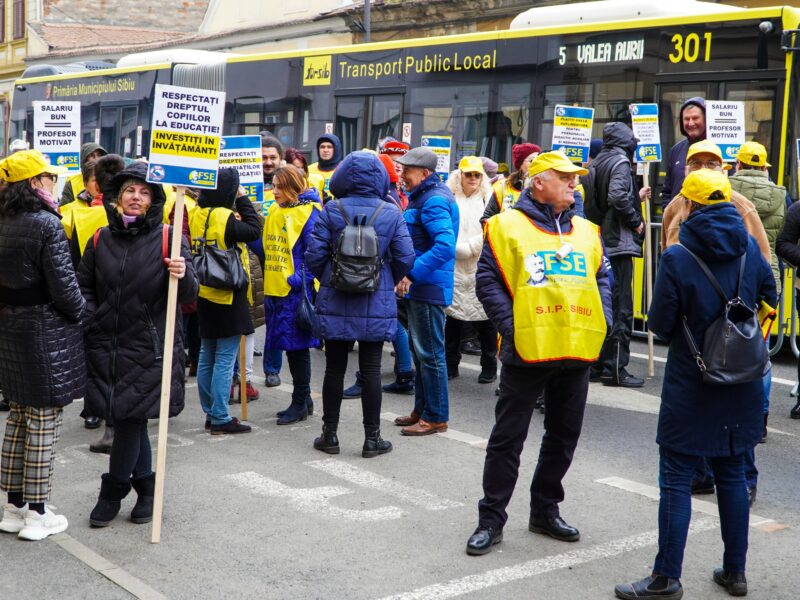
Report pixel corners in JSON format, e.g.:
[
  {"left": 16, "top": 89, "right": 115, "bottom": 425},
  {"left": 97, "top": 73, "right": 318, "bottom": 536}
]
[
  {"left": 676, "top": 244, "right": 729, "bottom": 304},
  {"left": 736, "top": 253, "right": 746, "bottom": 298},
  {"left": 366, "top": 200, "right": 385, "bottom": 227},
  {"left": 162, "top": 225, "right": 170, "bottom": 260},
  {"left": 333, "top": 200, "right": 353, "bottom": 225},
  {"left": 203, "top": 207, "right": 215, "bottom": 240}
]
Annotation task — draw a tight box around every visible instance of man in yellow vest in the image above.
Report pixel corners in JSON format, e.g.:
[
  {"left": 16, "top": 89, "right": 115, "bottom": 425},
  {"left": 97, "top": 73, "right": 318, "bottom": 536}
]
[
  {"left": 466, "top": 151, "right": 613, "bottom": 556},
  {"left": 307, "top": 133, "right": 342, "bottom": 203}
]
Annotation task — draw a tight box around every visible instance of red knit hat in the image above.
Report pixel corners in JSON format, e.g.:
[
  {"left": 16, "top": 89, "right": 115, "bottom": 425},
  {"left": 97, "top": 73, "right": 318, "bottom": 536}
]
[
  {"left": 512, "top": 143, "right": 542, "bottom": 170},
  {"left": 378, "top": 153, "right": 399, "bottom": 183}
]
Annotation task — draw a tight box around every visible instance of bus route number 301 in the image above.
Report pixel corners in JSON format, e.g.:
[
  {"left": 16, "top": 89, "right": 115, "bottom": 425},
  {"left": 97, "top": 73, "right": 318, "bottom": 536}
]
[{"left": 668, "top": 32, "right": 712, "bottom": 64}]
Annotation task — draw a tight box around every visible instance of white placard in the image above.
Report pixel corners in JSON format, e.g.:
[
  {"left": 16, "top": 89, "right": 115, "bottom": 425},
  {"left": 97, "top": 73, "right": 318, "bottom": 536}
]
[
  {"left": 421, "top": 134, "right": 452, "bottom": 180},
  {"left": 33, "top": 101, "right": 80, "bottom": 169},
  {"left": 706, "top": 101, "right": 745, "bottom": 162},
  {"left": 402, "top": 122, "right": 412, "bottom": 144},
  {"left": 551, "top": 105, "right": 594, "bottom": 163},
  {"left": 629, "top": 103, "right": 661, "bottom": 162},
  {"left": 219, "top": 135, "right": 264, "bottom": 206},
  {"left": 146, "top": 84, "right": 226, "bottom": 188}
]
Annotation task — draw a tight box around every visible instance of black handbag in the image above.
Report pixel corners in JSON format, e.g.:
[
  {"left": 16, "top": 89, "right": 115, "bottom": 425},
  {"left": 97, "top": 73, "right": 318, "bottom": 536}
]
[
  {"left": 678, "top": 245, "right": 769, "bottom": 386},
  {"left": 193, "top": 208, "right": 249, "bottom": 291},
  {"left": 296, "top": 264, "right": 316, "bottom": 332}
]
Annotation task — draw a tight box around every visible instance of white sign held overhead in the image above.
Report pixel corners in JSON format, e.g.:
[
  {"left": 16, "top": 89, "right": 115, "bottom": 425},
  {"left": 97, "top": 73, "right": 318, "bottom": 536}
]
[
  {"left": 146, "top": 84, "right": 226, "bottom": 188},
  {"left": 33, "top": 101, "right": 81, "bottom": 169},
  {"left": 551, "top": 105, "right": 594, "bottom": 163},
  {"left": 219, "top": 135, "right": 264, "bottom": 206},
  {"left": 706, "top": 101, "right": 745, "bottom": 162}
]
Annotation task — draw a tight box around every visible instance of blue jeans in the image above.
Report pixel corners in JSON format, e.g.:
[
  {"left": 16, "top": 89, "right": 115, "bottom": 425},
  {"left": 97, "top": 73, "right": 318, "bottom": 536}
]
[
  {"left": 197, "top": 335, "right": 240, "bottom": 425},
  {"left": 407, "top": 300, "right": 448, "bottom": 422},
  {"left": 654, "top": 447, "right": 749, "bottom": 578},
  {"left": 263, "top": 348, "right": 283, "bottom": 375},
  {"left": 393, "top": 321, "right": 413, "bottom": 374}
]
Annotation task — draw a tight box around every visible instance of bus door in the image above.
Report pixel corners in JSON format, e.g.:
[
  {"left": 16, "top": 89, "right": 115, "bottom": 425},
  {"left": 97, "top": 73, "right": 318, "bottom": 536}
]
[{"left": 335, "top": 92, "right": 402, "bottom": 156}]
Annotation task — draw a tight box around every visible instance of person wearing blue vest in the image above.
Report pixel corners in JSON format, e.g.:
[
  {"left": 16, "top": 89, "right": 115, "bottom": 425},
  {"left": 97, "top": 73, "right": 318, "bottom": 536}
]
[{"left": 392, "top": 147, "right": 459, "bottom": 436}]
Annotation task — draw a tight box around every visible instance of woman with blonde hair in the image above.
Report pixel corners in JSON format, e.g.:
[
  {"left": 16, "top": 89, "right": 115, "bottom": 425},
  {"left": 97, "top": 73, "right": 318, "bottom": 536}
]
[{"left": 263, "top": 165, "right": 321, "bottom": 424}]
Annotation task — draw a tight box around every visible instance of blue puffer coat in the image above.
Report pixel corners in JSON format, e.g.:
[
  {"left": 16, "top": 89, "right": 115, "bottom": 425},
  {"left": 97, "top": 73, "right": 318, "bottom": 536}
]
[
  {"left": 306, "top": 152, "right": 415, "bottom": 342},
  {"left": 263, "top": 189, "right": 321, "bottom": 352},
  {"left": 403, "top": 173, "right": 459, "bottom": 306},
  {"left": 649, "top": 203, "right": 776, "bottom": 457}
]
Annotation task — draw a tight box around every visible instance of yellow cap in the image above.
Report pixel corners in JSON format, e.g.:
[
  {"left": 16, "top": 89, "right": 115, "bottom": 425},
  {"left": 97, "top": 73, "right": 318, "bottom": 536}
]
[
  {"left": 497, "top": 162, "right": 510, "bottom": 174},
  {"left": 681, "top": 168, "right": 731, "bottom": 205},
  {"left": 0, "top": 150, "right": 68, "bottom": 183},
  {"left": 686, "top": 140, "right": 732, "bottom": 171},
  {"left": 458, "top": 156, "right": 485, "bottom": 174},
  {"left": 736, "top": 141, "right": 770, "bottom": 167},
  {"left": 528, "top": 151, "right": 588, "bottom": 177}
]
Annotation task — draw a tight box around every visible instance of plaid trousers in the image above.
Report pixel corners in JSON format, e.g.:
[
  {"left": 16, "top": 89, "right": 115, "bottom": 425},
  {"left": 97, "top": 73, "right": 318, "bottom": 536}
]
[{"left": 1, "top": 403, "right": 63, "bottom": 503}]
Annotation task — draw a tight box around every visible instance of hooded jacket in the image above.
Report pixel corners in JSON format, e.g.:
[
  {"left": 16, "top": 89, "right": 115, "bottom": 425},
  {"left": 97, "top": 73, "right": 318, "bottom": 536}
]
[
  {"left": 729, "top": 169, "right": 786, "bottom": 292},
  {"left": 446, "top": 168, "right": 492, "bottom": 321},
  {"left": 477, "top": 190, "right": 613, "bottom": 368},
  {"left": 78, "top": 162, "right": 199, "bottom": 422},
  {"left": 403, "top": 172, "right": 459, "bottom": 306},
  {"left": 649, "top": 203, "right": 775, "bottom": 456},
  {"left": 586, "top": 122, "right": 644, "bottom": 258},
  {"left": 59, "top": 143, "right": 108, "bottom": 206},
  {"left": 0, "top": 199, "right": 86, "bottom": 408},
  {"left": 306, "top": 152, "right": 415, "bottom": 342},
  {"left": 660, "top": 97, "right": 705, "bottom": 207},
  {"left": 312, "top": 133, "right": 343, "bottom": 172}
]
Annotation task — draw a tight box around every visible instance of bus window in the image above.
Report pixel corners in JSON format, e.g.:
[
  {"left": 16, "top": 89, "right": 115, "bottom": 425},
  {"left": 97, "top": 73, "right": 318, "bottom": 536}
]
[
  {"left": 494, "top": 82, "right": 531, "bottom": 165},
  {"left": 120, "top": 107, "right": 137, "bottom": 158},
  {"left": 723, "top": 81, "right": 776, "bottom": 176},
  {"left": 335, "top": 96, "right": 366, "bottom": 156},
  {"left": 593, "top": 80, "right": 645, "bottom": 129},
  {"left": 540, "top": 83, "right": 593, "bottom": 148},
  {"left": 100, "top": 107, "right": 119, "bottom": 154},
  {"left": 369, "top": 95, "right": 401, "bottom": 151},
  {"left": 82, "top": 105, "right": 99, "bottom": 145},
  {"left": 233, "top": 97, "right": 265, "bottom": 136}
]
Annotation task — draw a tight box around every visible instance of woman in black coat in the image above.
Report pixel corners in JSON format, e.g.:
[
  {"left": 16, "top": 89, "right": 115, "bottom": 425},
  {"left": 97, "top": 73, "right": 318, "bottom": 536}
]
[
  {"left": 79, "top": 162, "right": 198, "bottom": 528},
  {"left": 0, "top": 150, "right": 85, "bottom": 541}
]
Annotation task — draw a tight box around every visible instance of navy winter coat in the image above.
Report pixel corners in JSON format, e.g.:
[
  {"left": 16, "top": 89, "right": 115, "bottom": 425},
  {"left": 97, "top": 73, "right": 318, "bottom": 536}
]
[
  {"left": 306, "top": 152, "right": 415, "bottom": 342},
  {"left": 403, "top": 173, "right": 459, "bottom": 306},
  {"left": 477, "top": 190, "right": 613, "bottom": 368},
  {"left": 263, "top": 189, "right": 321, "bottom": 352},
  {"left": 649, "top": 203, "right": 776, "bottom": 457}
]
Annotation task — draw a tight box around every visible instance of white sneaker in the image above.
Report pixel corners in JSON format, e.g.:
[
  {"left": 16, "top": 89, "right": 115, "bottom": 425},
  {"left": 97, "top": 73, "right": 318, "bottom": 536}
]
[
  {"left": 17, "top": 507, "right": 68, "bottom": 541},
  {"left": 0, "top": 503, "right": 27, "bottom": 533}
]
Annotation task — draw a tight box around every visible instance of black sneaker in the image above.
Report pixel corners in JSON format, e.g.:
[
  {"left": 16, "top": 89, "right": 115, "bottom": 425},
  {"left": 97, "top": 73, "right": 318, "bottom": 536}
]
[
  {"left": 210, "top": 417, "right": 252, "bottom": 435},
  {"left": 478, "top": 367, "right": 496, "bottom": 384},
  {"left": 601, "top": 368, "right": 645, "bottom": 388},
  {"left": 713, "top": 568, "right": 747, "bottom": 597}
]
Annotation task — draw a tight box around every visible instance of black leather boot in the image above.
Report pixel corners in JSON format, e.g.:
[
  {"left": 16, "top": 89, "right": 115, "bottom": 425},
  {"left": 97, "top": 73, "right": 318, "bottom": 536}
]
[
  {"left": 90, "top": 474, "right": 131, "bottom": 527},
  {"left": 363, "top": 428, "right": 392, "bottom": 458},
  {"left": 130, "top": 473, "right": 156, "bottom": 524},
  {"left": 313, "top": 424, "right": 340, "bottom": 454}
]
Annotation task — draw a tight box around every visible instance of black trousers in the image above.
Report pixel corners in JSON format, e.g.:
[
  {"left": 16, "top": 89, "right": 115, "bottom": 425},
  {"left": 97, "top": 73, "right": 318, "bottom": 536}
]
[
  {"left": 286, "top": 349, "right": 311, "bottom": 405},
  {"left": 322, "top": 340, "right": 383, "bottom": 431},
  {"left": 596, "top": 255, "right": 634, "bottom": 377},
  {"left": 109, "top": 420, "right": 151, "bottom": 483},
  {"left": 444, "top": 317, "right": 498, "bottom": 371},
  {"left": 478, "top": 364, "right": 589, "bottom": 528}
]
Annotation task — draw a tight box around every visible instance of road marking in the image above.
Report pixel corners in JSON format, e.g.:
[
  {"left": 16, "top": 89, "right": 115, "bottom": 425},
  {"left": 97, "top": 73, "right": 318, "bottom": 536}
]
[
  {"left": 596, "top": 476, "right": 777, "bottom": 529},
  {"left": 52, "top": 533, "right": 168, "bottom": 600},
  {"left": 376, "top": 519, "right": 718, "bottom": 600},
  {"left": 380, "top": 412, "right": 488, "bottom": 448},
  {"left": 226, "top": 471, "right": 404, "bottom": 521},
  {"left": 305, "top": 459, "right": 463, "bottom": 510}
]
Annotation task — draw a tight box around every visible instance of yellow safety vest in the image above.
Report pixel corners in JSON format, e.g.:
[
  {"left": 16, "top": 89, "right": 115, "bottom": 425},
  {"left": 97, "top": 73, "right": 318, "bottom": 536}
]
[
  {"left": 308, "top": 163, "right": 335, "bottom": 197},
  {"left": 308, "top": 173, "right": 326, "bottom": 202},
  {"left": 68, "top": 172, "right": 85, "bottom": 200},
  {"left": 262, "top": 202, "right": 318, "bottom": 297},
  {"left": 492, "top": 179, "right": 521, "bottom": 212},
  {"left": 189, "top": 206, "right": 251, "bottom": 305},
  {"left": 259, "top": 186, "right": 276, "bottom": 217},
  {"left": 485, "top": 209, "right": 606, "bottom": 363},
  {"left": 72, "top": 205, "right": 109, "bottom": 256},
  {"left": 162, "top": 187, "right": 197, "bottom": 225}
]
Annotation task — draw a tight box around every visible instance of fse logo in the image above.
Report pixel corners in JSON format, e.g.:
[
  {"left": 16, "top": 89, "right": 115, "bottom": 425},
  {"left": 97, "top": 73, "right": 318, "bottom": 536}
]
[{"left": 303, "top": 56, "right": 332, "bottom": 86}]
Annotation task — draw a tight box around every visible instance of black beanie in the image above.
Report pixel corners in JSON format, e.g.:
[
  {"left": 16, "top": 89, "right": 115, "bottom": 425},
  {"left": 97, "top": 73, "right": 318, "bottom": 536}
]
[{"left": 198, "top": 167, "right": 240, "bottom": 208}]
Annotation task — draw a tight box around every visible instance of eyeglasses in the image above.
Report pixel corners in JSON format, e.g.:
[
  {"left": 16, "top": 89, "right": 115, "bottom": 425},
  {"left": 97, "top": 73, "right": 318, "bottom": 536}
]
[
  {"left": 40, "top": 173, "right": 58, "bottom": 183},
  {"left": 687, "top": 160, "right": 722, "bottom": 170},
  {"left": 462, "top": 172, "right": 483, "bottom": 178}
]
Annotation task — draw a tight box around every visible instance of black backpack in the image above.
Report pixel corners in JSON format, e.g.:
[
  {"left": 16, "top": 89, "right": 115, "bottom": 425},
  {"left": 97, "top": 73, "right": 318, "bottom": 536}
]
[{"left": 330, "top": 200, "right": 385, "bottom": 293}]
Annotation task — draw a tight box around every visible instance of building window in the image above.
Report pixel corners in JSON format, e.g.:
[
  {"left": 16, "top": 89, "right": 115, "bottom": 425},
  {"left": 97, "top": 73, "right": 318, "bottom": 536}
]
[
  {"left": 0, "top": 1, "right": 5, "bottom": 43},
  {"left": 13, "top": 0, "right": 24, "bottom": 40}
]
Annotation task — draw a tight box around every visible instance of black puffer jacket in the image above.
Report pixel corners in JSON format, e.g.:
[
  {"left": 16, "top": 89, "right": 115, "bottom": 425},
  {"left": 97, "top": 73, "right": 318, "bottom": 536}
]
[
  {"left": 0, "top": 204, "right": 86, "bottom": 407},
  {"left": 584, "top": 122, "right": 644, "bottom": 258},
  {"left": 78, "top": 162, "right": 198, "bottom": 422}
]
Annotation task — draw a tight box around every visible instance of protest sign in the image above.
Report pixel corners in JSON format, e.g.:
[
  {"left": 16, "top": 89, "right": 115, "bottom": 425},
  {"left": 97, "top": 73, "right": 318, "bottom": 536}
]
[
  {"left": 33, "top": 101, "right": 80, "bottom": 169},
  {"left": 706, "top": 101, "right": 745, "bottom": 162},
  {"left": 551, "top": 105, "right": 594, "bottom": 163},
  {"left": 219, "top": 135, "right": 264, "bottom": 208},
  {"left": 146, "top": 84, "right": 226, "bottom": 188},
  {"left": 630, "top": 103, "right": 661, "bottom": 162},
  {"left": 421, "top": 134, "right": 452, "bottom": 180}
]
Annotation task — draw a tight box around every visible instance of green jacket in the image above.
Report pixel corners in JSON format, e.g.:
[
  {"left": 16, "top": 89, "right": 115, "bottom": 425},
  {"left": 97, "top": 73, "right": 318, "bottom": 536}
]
[{"left": 730, "top": 169, "right": 786, "bottom": 292}]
